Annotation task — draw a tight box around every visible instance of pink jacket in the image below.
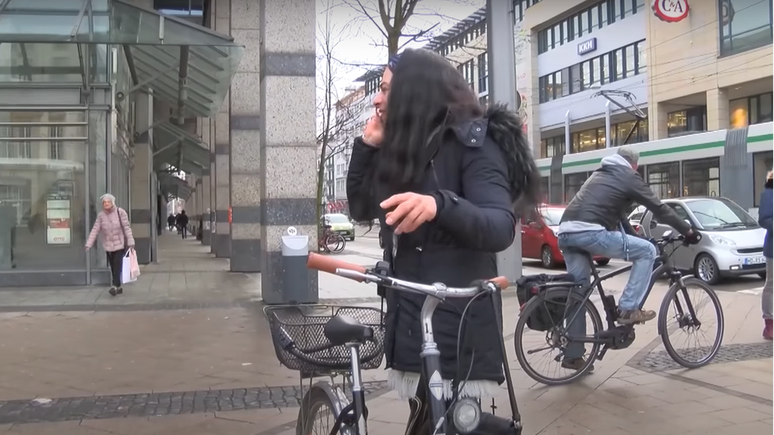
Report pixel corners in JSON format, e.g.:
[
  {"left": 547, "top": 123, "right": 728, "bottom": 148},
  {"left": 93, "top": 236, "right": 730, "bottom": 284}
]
[{"left": 86, "top": 207, "right": 135, "bottom": 252}]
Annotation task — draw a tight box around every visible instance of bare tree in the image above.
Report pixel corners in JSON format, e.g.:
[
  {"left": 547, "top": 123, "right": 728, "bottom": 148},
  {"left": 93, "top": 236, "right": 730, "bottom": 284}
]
[
  {"left": 316, "top": 1, "right": 367, "bottom": 241},
  {"left": 341, "top": 0, "right": 481, "bottom": 57}
]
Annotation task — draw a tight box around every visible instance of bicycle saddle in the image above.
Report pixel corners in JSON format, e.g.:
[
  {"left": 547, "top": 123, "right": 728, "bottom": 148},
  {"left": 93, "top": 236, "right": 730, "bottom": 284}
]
[{"left": 324, "top": 315, "right": 374, "bottom": 346}]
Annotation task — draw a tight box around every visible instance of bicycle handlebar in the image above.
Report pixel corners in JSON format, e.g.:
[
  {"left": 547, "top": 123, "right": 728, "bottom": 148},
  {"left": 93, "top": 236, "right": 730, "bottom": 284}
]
[{"left": 307, "top": 252, "right": 510, "bottom": 298}]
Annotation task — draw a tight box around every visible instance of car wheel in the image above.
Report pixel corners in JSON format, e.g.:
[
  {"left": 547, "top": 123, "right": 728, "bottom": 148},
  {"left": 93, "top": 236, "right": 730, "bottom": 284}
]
[
  {"left": 759, "top": 272, "right": 767, "bottom": 280},
  {"left": 694, "top": 253, "right": 721, "bottom": 285},
  {"left": 349, "top": 236, "right": 355, "bottom": 241},
  {"left": 541, "top": 245, "right": 555, "bottom": 268},
  {"left": 595, "top": 259, "right": 610, "bottom": 266}
]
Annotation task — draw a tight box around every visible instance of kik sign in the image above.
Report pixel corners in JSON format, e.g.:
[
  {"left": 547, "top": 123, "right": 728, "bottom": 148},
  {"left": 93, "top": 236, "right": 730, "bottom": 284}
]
[
  {"left": 652, "top": 0, "right": 689, "bottom": 22},
  {"left": 577, "top": 38, "right": 597, "bottom": 56}
]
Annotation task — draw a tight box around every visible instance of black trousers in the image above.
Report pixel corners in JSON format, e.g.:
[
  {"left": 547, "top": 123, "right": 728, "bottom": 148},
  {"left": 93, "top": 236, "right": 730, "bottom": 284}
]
[
  {"left": 106, "top": 248, "right": 126, "bottom": 287},
  {"left": 181, "top": 226, "right": 188, "bottom": 239}
]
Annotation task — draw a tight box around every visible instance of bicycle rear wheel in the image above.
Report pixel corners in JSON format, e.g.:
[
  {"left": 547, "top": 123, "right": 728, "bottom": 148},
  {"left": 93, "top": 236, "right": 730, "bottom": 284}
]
[
  {"left": 658, "top": 277, "right": 724, "bottom": 369},
  {"left": 514, "top": 288, "right": 603, "bottom": 386},
  {"left": 329, "top": 234, "right": 346, "bottom": 254},
  {"left": 297, "top": 385, "right": 354, "bottom": 435}
]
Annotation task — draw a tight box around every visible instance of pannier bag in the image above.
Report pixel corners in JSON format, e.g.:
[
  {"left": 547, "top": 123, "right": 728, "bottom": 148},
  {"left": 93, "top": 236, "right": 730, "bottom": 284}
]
[{"left": 516, "top": 273, "right": 576, "bottom": 332}]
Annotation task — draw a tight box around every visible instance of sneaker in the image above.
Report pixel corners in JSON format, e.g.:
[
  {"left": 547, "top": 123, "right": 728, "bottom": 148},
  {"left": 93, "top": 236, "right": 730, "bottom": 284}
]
[
  {"left": 562, "top": 357, "right": 595, "bottom": 374},
  {"left": 618, "top": 309, "right": 657, "bottom": 325},
  {"left": 108, "top": 287, "right": 117, "bottom": 296}
]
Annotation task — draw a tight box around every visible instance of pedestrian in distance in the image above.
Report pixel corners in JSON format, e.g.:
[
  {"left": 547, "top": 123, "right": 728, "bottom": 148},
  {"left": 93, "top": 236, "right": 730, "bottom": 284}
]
[
  {"left": 176, "top": 210, "right": 189, "bottom": 239},
  {"left": 759, "top": 170, "right": 772, "bottom": 340},
  {"left": 85, "top": 194, "right": 135, "bottom": 296}
]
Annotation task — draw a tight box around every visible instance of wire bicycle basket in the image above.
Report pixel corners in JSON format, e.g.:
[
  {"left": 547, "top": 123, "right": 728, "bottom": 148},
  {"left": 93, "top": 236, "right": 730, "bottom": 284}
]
[{"left": 265, "top": 305, "right": 386, "bottom": 377}]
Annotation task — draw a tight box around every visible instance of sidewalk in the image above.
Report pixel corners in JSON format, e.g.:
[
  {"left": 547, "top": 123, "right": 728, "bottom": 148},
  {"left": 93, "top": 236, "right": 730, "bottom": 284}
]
[{"left": 0, "top": 232, "right": 770, "bottom": 434}]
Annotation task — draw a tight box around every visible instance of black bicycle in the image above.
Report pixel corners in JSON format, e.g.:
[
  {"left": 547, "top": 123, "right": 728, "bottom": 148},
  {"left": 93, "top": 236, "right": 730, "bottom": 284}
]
[
  {"left": 514, "top": 231, "right": 725, "bottom": 386},
  {"left": 267, "top": 253, "right": 523, "bottom": 435}
]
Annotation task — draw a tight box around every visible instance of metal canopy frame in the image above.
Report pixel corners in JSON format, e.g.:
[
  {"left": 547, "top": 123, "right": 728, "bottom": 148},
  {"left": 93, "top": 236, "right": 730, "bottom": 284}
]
[
  {"left": 151, "top": 119, "right": 209, "bottom": 176},
  {"left": 158, "top": 172, "right": 193, "bottom": 201}
]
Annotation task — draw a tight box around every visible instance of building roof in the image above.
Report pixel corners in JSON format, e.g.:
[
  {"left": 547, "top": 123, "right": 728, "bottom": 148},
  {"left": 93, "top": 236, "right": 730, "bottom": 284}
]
[{"left": 424, "top": 6, "right": 487, "bottom": 52}]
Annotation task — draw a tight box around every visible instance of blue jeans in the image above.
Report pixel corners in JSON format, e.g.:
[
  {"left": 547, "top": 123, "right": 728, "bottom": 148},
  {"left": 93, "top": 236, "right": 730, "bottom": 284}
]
[{"left": 557, "top": 230, "right": 657, "bottom": 359}]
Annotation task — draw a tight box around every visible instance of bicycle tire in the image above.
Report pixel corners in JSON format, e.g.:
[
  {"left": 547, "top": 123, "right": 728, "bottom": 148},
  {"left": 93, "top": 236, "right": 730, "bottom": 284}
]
[
  {"left": 658, "top": 277, "right": 724, "bottom": 369},
  {"left": 514, "top": 288, "right": 603, "bottom": 386},
  {"left": 330, "top": 235, "right": 346, "bottom": 254},
  {"left": 297, "top": 385, "right": 354, "bottom": 435}
]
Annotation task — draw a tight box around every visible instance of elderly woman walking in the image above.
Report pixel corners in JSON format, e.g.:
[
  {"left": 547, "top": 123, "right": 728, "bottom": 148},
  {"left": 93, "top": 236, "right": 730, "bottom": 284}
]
[
  {"left": 85, "top": 194, "right": 135, "bottom": 296},
  {"left": 760, "top": 171, "right": 773, "bottom": 340}
]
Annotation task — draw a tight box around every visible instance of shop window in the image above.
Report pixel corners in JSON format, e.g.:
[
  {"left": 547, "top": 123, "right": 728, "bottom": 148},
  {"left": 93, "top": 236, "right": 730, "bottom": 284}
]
[
  {"left": 719, "top": 0, "right": 773, "bottom": 56},
  {"left": 646, "top": 162, "right": 680, "bottom": 199},
  {"left": 667, "top": 107, "right": 707, "bottom": 137},
  {"left": 565, "top": 172, "right": 590, "bottom": 202},
  {"left": 682, "top": 158, "right": 720, "bottom": 197},
  {"left": 541, "top": 135, "right": 565, "bottom": 158},
  {"left": 753, "top": 151, "right": 773, "bottom": 206},
  {"left": 572, "top": 129, "right": 603, "bottom": 153},
  {"left": 730, "top": 92, "right": 774, "bottom": 128}
]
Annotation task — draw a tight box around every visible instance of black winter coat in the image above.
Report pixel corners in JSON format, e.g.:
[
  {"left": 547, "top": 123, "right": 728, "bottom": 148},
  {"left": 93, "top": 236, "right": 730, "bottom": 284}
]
[{"left": 346, "top": 111, "right": 518, "bottom": 384}]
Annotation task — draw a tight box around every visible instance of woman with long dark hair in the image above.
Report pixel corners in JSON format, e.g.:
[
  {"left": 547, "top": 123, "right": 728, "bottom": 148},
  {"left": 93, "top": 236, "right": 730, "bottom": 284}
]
[{"left": 347, "top": 48, "right": 541, "bottom": 428}]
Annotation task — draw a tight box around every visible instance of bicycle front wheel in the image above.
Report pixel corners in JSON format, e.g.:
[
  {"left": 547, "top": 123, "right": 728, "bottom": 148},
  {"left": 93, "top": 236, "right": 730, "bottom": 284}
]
[
  {"left": 330, "top": 235, "right": 346, "bottom": 254},
  {"left": 514, "top": 288, "right": 603, "bottom": 386},
  {"left": 297, "top": 385, "right": 354, "bottom": 435},
  {"left": 658, "top": 277, "right": 724, "bottom": 369}
]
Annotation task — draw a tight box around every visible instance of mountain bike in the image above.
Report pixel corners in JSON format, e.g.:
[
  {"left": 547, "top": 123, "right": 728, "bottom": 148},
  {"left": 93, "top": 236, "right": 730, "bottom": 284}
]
[
  {"left": 514, "top": 230, "right": 725, "bottom": 386},
  {"left": 267, "top": 252, "right": 523, "bottom": 435},
  {"left": 319, "top": 225, "right": 346, "bottom": 254}
]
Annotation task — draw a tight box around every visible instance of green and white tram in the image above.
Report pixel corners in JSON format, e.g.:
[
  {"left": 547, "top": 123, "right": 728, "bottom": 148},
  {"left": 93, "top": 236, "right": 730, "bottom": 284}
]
[{"left": 537, "top": 122, "right": 773, "bottom": 215}]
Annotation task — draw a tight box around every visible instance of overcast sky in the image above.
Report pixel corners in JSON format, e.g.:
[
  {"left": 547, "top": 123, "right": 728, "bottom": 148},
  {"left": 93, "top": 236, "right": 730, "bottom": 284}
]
[{"left": 317, "top": 0, "right": 484, "bottom": 100}]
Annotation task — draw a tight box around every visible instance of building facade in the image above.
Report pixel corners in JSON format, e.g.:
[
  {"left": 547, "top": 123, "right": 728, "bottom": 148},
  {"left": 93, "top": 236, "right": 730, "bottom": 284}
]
[{"left": 0, "top": 0, "right": 318, "bottom": 293}]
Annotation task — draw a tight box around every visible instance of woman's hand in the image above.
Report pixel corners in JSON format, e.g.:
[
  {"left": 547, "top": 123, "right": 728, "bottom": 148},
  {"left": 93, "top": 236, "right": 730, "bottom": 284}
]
[
  {"left": 380, "top": 193, "right": 437, "bottom": 234},
  {"left": 362, "top": 114, "right": 383, "bottom": 148}
]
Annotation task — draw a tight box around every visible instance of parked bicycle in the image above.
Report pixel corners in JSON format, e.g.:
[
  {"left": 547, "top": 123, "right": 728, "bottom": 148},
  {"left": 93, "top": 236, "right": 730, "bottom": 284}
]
[
  {"left": 514, "top": 230, "right": 724, "bottom": 386},
  {"left": 319, "top": 224, "right": 346, "bottom": 254},
  {"left": 266, "top": 252, "right": 523, "bottom": 435}
]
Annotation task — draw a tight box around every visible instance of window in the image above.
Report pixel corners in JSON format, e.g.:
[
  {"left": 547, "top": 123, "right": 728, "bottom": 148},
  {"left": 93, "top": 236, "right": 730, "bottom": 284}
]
[
  {"left": 565, "top": 173, "right": 590, "bottom": 202},
  {"left": 614, "top": 119, "right": 648, "bottom": 145},
  {"left": 729, "top": 92, "right": 774, "bottom": 127},
  {"left": 573, "top": 129, "right": 602, "bottom": 153},
  {"left": 682, "top": 158, "right": 720, "bottom": 197},
  {"left": 479, "top": 95, "right": 490, "bottom": 107},
  {"left": 538, "top": 39, "right": 645, "bottom": 102},
  {"left": 646, "top": 162, "right": 680, "bottom": 199},
  {"left": 477, "top": 52, "right": 488, "bottom": 94},
  {"left": 753, "top": 151, "right": 773, "bottom": 206},
  {"left": 536, "top": 0, "right": 643, "bottom": 54},
  {"left": 719, "top": 0, "right": 773, "bottom": 56},
  {"left": 667, "top": 107, "right": 707, "bottom": 137},
  {"left": 540, "top": 135, "right": 565, "bottom": 158}
]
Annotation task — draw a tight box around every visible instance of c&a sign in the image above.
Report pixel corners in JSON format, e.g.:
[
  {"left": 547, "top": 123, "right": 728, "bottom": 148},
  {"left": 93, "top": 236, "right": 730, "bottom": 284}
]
[{"left": 652, "top": 0, "right": 689, "bottom": 23}]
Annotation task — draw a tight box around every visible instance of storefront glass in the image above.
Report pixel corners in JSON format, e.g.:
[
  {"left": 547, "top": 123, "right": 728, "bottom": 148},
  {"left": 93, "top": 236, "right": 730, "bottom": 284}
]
[{"left": 0, "top": 110, "right": 88, "bottom": 271}]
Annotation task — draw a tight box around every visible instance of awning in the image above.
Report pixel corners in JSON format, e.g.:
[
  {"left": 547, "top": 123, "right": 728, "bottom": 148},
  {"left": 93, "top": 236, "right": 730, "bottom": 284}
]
[
  {"left": 0, "top": 0, "right": 243, "bottom": 118},
  {"left": 152, "top": 120, "right": 209, "bottom": 176},
  {"left": 158, "top": 172, "right": 193, "bottom": 201}
]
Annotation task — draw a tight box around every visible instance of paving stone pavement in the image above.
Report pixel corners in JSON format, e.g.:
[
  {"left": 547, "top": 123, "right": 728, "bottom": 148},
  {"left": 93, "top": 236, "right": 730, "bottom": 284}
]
[{"left": 0, "top": 233, "right": 770, "bottom": 434}]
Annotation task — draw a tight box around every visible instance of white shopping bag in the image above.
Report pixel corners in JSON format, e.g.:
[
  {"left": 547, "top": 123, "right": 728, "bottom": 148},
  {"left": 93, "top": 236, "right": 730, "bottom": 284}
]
[
  {"left": 121, "top": 250, "right": 137, "bottom": 284},
  {"left": 129, "top": 249, "right": 141, "bottom": 280}
]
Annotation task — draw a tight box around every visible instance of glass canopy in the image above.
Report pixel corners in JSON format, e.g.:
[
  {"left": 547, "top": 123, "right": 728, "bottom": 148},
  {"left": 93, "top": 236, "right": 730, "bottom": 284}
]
[
  {"left": 152, "top": 120, "right": 210, "bottom": 176},
  {"left": 0, "top": 0, "right": 243, "bottom": 118},
  {"left": 158, "top": 172, "right": 193, "bottom": 201}
]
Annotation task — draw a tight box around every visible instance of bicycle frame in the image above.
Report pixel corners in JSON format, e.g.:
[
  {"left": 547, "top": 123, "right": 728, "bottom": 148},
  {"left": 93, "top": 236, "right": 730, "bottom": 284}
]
[{"left": 542, "top": 249, "right": 701, "bottom": 346}]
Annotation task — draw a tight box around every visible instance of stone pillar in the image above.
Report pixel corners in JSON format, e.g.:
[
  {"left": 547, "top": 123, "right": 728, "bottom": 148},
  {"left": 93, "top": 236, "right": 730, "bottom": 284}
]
[
  {"left": 259, "top": 0, "right": 318, "bottom": 302},
  {"left": 707, "top": 88, "right": 730, "bottom": 132},
  {"left": 200, "top": 119, "right": 212, "bottom": 245},
  {"left": 130, "top": 92, "right": 153, "bottom": 264},
  {"left": 229, "top": 0, "right": 262, "bottom": 272},
  {"left": 649, "top": 101, "right": 669, "bottom": 141},
  {"left": 209, "top": 118, "right": 217, "bottom": 253},
  {"left": 213, "top": 0, "right": 231, "bottom": 258}
]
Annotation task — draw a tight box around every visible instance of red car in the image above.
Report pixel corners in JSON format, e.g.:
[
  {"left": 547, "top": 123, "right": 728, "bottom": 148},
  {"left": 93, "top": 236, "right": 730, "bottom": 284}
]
[{"left": 521, "top": 204, "right": 610, "bottom": 269}]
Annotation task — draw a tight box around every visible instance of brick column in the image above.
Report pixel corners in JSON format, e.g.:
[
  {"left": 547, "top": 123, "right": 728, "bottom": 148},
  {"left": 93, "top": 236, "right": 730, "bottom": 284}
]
[{"left": 259, "top": 0, "right": 318, "bottom": 302}]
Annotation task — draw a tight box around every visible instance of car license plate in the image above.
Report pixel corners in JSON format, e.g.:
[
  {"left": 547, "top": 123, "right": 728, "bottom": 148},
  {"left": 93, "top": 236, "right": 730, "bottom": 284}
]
[{"left": 744, "top": 256, "right": 766, "bottom": 265}]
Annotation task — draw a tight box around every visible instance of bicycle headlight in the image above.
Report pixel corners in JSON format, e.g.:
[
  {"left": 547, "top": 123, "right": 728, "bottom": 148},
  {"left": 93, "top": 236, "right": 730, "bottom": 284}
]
[{"left": 452, "top": 397, "right": 481, "bottom": 434}]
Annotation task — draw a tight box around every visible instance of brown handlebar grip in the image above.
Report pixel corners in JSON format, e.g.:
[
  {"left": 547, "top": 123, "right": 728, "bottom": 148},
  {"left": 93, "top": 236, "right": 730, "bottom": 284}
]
[
  {"left": 489, "top": 276, "right": 510, "bottom": 289},
  {"left": 307, "top": 252, "right": 367, "bottom": 279}
]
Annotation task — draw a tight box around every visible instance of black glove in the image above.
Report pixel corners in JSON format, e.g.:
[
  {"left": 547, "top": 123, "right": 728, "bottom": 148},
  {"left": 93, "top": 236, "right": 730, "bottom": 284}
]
[{"left": 684, "top": 230, "right": 701, "bottom": 245}]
